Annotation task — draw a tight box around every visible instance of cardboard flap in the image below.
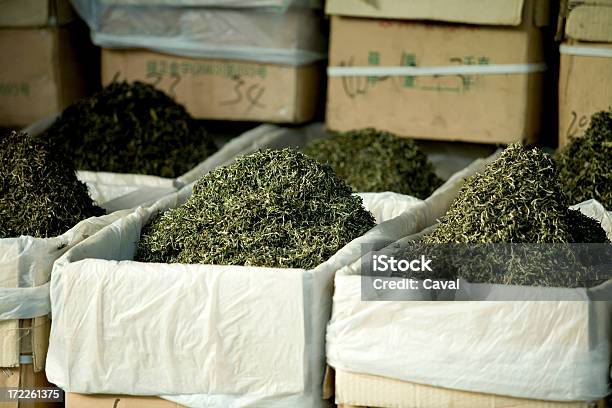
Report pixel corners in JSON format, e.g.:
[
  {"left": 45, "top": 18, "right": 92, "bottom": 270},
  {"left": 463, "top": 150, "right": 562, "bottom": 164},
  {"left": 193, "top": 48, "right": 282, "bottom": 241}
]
[
  {"left": 325, "top": 0, "right": 527, "bottom": 26},
  {"left": 0, "top": 0, "right": 49, "bottom": 27},
  {"left": 66, "top": 394, "right": 183, "bottom": 408},
  {"left": 0, "top": 321, "right": 19, "bottom": 368},
  {"left": 566, "top": 5, "right": 612, "bottom": 42},
  {"left": 334, "top": 369, "right": 601, "bottom": 408}
]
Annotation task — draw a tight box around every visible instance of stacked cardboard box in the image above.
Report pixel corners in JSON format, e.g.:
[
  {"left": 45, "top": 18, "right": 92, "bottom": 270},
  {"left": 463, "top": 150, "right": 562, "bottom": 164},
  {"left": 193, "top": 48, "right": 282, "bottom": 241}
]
[
  {"left": 325, "top": 0, "right": 551, "bottom": 144},
  {"left": 0, "top": 0, "right": 89, "bottom": 128},
  {"left": 72, "top": 1, "right": 325, "bottom": 123},
  {"left": 102, "top": 49, "right": 321, "bottom": 123},
  {"left": 558, "top": 0, "right": 612, "bottom": 146},
  {"left": 0, "top": 319, "right": 62, "bottom": 408}
]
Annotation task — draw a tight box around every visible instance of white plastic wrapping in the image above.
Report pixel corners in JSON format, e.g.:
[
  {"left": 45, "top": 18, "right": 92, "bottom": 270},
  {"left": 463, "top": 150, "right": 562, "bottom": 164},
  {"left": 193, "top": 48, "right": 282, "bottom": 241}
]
[
  {"left": 45, "top": 150, "right": 499, "bottom": 407},
  {"left": 89, "top": 0, "right": 321, "bottom": 9},
  {"left": 71, "top": 0, "right": 326, "bottom": 65},
  {"left": 326, "top": 200, "right": 612, "bottom": 402},
  {"left": 0, "top": 210, "right": 132, "bottom": 367},
  {"left": 45, "top": 190, "right": 420, "bottom": 407},
  {"left": 0, "top": 210, "right": 132, "bottom": 319}
]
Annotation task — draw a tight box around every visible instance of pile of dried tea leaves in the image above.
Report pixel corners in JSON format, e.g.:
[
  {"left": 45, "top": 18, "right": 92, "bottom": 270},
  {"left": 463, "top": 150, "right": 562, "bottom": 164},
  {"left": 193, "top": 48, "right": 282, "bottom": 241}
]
[
  {"left": 303, "top": 128, "right": 443, "bottom": 198},
  {"left": 555, "top": 109, "right": 612, "bottom": 208},
  {"left": 0, "top": 131, "right": 104, "bottom": 238},
  {"left": 136, "top": 149, "right": 376, "bottom": 269},
  {"left": 418, "top": 143, "right": 609, "bottom": 287},
  {"left": 42, "top": 81, "right": 217, "bottom": 178},
  {"left": 424, "top": 143, "right": 606, "bottom": 244}
]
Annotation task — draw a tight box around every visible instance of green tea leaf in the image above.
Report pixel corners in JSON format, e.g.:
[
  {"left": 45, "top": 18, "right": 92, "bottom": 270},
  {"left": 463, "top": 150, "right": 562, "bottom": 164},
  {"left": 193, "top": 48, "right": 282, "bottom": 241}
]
[
  {"left": 555, "top": 109, "right": 612, "bottom": 209},
  {"left": 42, "top": 81, "right": 217, "bottom": 178},
  {"left": 0, "top": 131, "right": 105, "bottom": 238},
  {"left": 303, "top": 128, "right": 443, "bottom": 198},
  {"left": 137, "top": 149, "right": 377, "bottom": 269},
  {"left": 420, "top": 143, "right": 609, "bottom": 287}
]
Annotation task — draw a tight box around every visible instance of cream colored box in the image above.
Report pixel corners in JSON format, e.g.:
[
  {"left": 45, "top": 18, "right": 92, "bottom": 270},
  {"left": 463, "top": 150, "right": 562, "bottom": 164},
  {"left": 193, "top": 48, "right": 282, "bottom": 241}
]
[
  {"left": 333, "top": 369, "right": 607, "bottom": 408},
  {"left": 325, "top": 0, "right": 549, "bottom": 144},
  {"left": 0, "top": 27, "right": 86, "bottom": 127},
  {"left": 102, "top": 49, "right": 321, "bottom": 124},
  {"left": 558, "top": 41, "right": 612, "bottom": 146},
  {"left": 65, "top": 393, "right": 184, "bottom": 408}
]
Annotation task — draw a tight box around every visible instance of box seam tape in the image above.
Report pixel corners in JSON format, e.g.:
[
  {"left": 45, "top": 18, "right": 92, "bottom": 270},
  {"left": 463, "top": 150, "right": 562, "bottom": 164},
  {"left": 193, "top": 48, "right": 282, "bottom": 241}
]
[
  {"left": 559, "top": 44, "right": 612, "bottom": 58},
  {"left": 327, "top": 63, "right": 547, "bottom": 77}
]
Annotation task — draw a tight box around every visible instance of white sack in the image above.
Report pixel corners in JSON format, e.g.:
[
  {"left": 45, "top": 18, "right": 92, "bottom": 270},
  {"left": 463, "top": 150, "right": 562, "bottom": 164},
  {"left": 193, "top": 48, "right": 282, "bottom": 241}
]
[
  {"left": 71, "top": 1, "right": 326, "bottom": 65},
  {"left": 46, "top": 190, "right": 420, "bottom": 407},
  {"left": 45, "top": 147, "right": 499, "bottom": 407},
  {"left": 326, "top": 200, "right": 612, "bottom": 402},
  {"left": 0, "top": 210, "right": 131, "bottom": 367},
  {"left": 0, "top": 210, "right": 132, "bottom": 317}
]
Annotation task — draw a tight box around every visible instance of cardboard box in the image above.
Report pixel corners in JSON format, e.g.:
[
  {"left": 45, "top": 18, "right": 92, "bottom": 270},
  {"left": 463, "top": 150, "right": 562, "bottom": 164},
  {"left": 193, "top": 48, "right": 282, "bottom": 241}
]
[
  {"left": 1, "top": 319, "right": 54, "bottom": 408},
  {"left": 1, "top": 318, "right": 50, "bottom": 373},
  {"left": 557, "top": 0, "right": 612, "bottom": 43},
  {"left": 0, "top": 0, "right": 74, "bottom": 28},
  {"left": 0, "top": 26, "right": 87, "bottom": 127},
  {"left": 325, "top": 0, "right": 548, "bottom": 144},
  {"left": 333, "top": 369, "right": 607, "bottom": 408},
  {"left": 558, "top": 41, "right": 612, "bottom": 146},
  {"left": 325, "top": 0, "right": 541, "bottom": 26},
  {"left": 65, "top": 393, "right": 184, "bottom": 408},
  {"left": 101, "top": 49, "right": 321, "bottom": 123},
  {"left": 0, "top": 363, "right": 62, "bottom": 408},
  {"left": 557, "top": 1, "right": 612, "bottom": 146}
]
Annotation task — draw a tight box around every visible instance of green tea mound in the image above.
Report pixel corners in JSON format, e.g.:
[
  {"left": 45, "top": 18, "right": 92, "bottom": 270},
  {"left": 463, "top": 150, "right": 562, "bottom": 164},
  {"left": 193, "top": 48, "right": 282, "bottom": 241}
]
[
  {"left": 419, "top": 143, "right": 609, "bottom": 287},
  {"left": 136, "top": 149, "right": 377, "bottom": 268},
  {"left": 424, "top": 143, "right": 577, "bottom": 244},
  {"left": 43, "top": 81, "right": 217, "bottom": 178},
  {"left": 0, "top": 131, "right": 104, "bottom": 238},
  {"left": 556, "top": 109, "right": 612, "bottom": 208},
  {"left": 303, "top": 128, "right": 443, "bottom": 198}
]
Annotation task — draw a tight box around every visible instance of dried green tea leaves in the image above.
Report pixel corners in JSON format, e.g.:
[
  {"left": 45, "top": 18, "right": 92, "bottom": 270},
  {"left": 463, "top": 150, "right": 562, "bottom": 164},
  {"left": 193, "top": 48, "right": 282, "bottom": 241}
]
[
  {"left": 136, "top": 149, "right": 376, "bottom": 269},
  {"left": 425, "top": 143, "right": 577, "bottom": 244},
  {"left": 0, "top": 131, "right": 104, "bottom": 238},
  {"left": 394, "top": 243, "right": 606, "bottom": 288},
  {"left": 566, "top": 208, "right": 610, "bottom": 244},
  {"left": 556, "top": 109, "right": 612, "bottom": 208},
  {"left": 303, "top": 128, "right": 443, "bottom": 198},
  {"left": 420, "top": 143, "right": 609, "bottom": 287},
  {"left": 43, "top": 81, "right": 217, "bottom": 178}
]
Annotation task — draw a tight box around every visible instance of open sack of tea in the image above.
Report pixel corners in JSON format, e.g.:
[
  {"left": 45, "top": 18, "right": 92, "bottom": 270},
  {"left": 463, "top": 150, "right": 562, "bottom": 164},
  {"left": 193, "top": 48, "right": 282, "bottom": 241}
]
[
  {"left": 326, "top": 144, "right": 612, "bottom": 403},
  {"left": 45, "top": 148, "right": 498, "bottom": 407},
  {"left": 0, "top": 129, "right": 136, "bottom": 370}
]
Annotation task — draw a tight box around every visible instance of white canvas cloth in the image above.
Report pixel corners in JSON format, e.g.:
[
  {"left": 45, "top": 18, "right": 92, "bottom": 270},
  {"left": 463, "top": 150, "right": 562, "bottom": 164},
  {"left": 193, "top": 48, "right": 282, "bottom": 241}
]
[
  {"left": 326, "top": 200, "right": 612, "bottom": 402},
  {"left": 45, "top": 150, "right": 498, "bottom": 407},
  {"left": 0, "top": 210, "right": 132, "bottom": 321}
]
